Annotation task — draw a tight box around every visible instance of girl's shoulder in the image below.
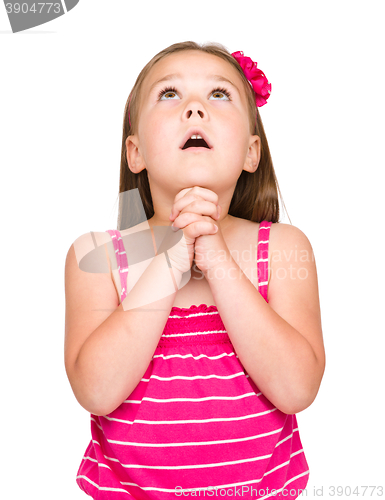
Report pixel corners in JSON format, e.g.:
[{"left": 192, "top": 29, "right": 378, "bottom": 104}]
[
  {"left": 268, "top": 222, "right": 314, "bottom": 260},
  {"left": 267, "top": 222, "right": 316, "bottom": 302},
  {"left": 239, "top": 218, "right": 310, "bottom": 244},
  {"left": 68, "top": 224, "right": 153, "bottom": 307},
  {"left": 233, "top": 219, "right": 314, "bottom": 289},
  {"left": 232, "top": 218, "right": 309, "bottom": 248},
  {"left": 70, "top": 230, "right": 115, "bottom": 274}
]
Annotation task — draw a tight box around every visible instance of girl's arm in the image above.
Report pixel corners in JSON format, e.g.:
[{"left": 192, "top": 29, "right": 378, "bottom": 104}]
[
  {"left": 64, "top": 232, "right": 184, "bottom": 417},
  {"left": 204, "top": 223, "right": 325, "bottom": 415}
]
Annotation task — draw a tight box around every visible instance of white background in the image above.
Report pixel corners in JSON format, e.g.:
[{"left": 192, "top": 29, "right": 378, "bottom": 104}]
[{"left": 1, "top": 0, "right": 384, "bottom": 498}]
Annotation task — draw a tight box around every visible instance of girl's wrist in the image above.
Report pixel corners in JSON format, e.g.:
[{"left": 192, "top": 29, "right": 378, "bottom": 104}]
[{"left": 203, "top": 253, "right": 238, "bottom": 281}]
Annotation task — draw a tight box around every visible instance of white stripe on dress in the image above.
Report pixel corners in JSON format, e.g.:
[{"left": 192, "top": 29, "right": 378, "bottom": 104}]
[
  {"left": 162, "top": 329, "right": 227, "bottom": 338},
  {"left": 96, "top": 407, "right": 277, "bottom": 427},
  {"left": 153, "top": 352, "right": 236, "bottom": 360},
  {"left": 124, "top": 392, "right": 258, "bottom": 403},
  {"left": 102, "top": 452, "right": 274, "bottom": 470},
  {"left": 140, "top": 371, "right": 245, "bottom": 382},
  {"left": 77, "top": 465, "right": 308, "bottom": 496},
  {"left": 169, "top": 310, "right": 219, "bottom": 318},
  {"left": 105, "top": 426, "right": 283, "bottom": 448}
]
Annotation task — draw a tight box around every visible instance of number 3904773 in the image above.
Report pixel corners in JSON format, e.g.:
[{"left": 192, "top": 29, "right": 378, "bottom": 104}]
[
  {"left": 329, "top": 486, "right": 383, "bottom": 496},
  {"left": 5, "top": 3, "right": 62, "bottom": 14}
]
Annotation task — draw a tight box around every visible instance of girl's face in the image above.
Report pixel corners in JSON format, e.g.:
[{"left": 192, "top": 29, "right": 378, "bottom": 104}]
[{"left": 126, "top": 50, "right": 260, "bottom": 200}]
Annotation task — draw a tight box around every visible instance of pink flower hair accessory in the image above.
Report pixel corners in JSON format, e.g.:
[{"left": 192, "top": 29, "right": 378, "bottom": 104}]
[{"left": 231, "top": 51, "right": 271, "bottom": 107}]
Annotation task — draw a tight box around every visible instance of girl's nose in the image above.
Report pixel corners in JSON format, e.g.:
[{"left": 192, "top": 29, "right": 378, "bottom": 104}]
[
  {"left": 186, "top": 108, "right": 204, "bottom": 119},
  {"left": 184, "top": 102, "right": 205, "bottom": 120}
]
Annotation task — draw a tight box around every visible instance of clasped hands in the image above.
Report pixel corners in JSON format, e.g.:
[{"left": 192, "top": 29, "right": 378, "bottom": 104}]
[{"left": 166, "top": 186, "right": 231, "bottom": 276}]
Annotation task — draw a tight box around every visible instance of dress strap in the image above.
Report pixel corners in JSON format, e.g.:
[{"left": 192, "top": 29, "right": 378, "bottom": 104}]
[
  {"left": 106, "top": 230, "right": 129, "bottom": 304},
  {"left": 257, "top": 221, "right": 272, "bottom": 303}
]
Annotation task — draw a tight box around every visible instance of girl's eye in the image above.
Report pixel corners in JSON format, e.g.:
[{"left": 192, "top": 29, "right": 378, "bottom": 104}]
[
  {"left": 209, "top": 88, "right": 231, "bottom": 101},
  {"left": 158, "top": 87, "right": 179, "bottom": 100},
  {"left": 158, "top": 86, "right": 232, "bottom": 101}
]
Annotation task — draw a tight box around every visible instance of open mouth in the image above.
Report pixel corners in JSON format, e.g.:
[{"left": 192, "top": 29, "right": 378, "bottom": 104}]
[
  {"left": 182, "top": 138, "right": 210, "bottom": 150},
  {"left": 182, "top": 139, "right": 210, "bottom": 149},
  {"left": 182, "top": 134, "right": 211, "bottom": 150}
]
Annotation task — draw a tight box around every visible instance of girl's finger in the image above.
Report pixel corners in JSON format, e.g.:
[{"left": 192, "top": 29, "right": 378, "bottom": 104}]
[
  {"left": 188, "top": 186, "right": 220, "bottom": 202},
  {"left": 171, "top": 186, "right": 219, "bottom": 214},
  {"left": 173, "top": 187, "right": 194, "bottom": 202},
  {"left": 171, "top": 212, "right": 200, "bottom": 231},
  {"left": 170, "top": 194, "right": 218, "bottom": 220},
  {"left": 173, "top": 186, "right": 218, "bottom": 204},
  {"left": 170, "top": 200, "right": 216, "bottom": 222},
  {"left": 170, "top": 194, "right": 204, "bottom": 219},
  {"left": 172, "top": 214, "right": 218, "bottom": 237}
]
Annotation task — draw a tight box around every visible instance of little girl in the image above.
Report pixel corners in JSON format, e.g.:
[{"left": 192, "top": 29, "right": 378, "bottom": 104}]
[{"left": 64, "top": 41, "right": 325, "bottom": 500}]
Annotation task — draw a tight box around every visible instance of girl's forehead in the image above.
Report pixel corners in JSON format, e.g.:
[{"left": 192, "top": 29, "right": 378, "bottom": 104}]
[{"left": 143, "top": 51, "right": 244, "bottom": 91}]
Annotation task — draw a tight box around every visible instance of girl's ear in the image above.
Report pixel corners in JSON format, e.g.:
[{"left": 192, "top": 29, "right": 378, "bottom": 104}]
[
  {"left": 125, "top": 135, "right": 146, "bottom": 173},
  {"left": 244, "top": 135, "right": 261, "bottom": 173}
]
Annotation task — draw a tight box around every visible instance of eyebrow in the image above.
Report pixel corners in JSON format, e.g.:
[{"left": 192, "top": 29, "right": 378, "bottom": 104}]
[{"left": 149, "top": 73, "right": 240, "bottom": 95}]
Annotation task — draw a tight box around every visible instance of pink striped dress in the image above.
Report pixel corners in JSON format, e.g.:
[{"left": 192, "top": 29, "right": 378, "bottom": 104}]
[{"left": 76, "top": 221, "right": 309, "bottom": 499}]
